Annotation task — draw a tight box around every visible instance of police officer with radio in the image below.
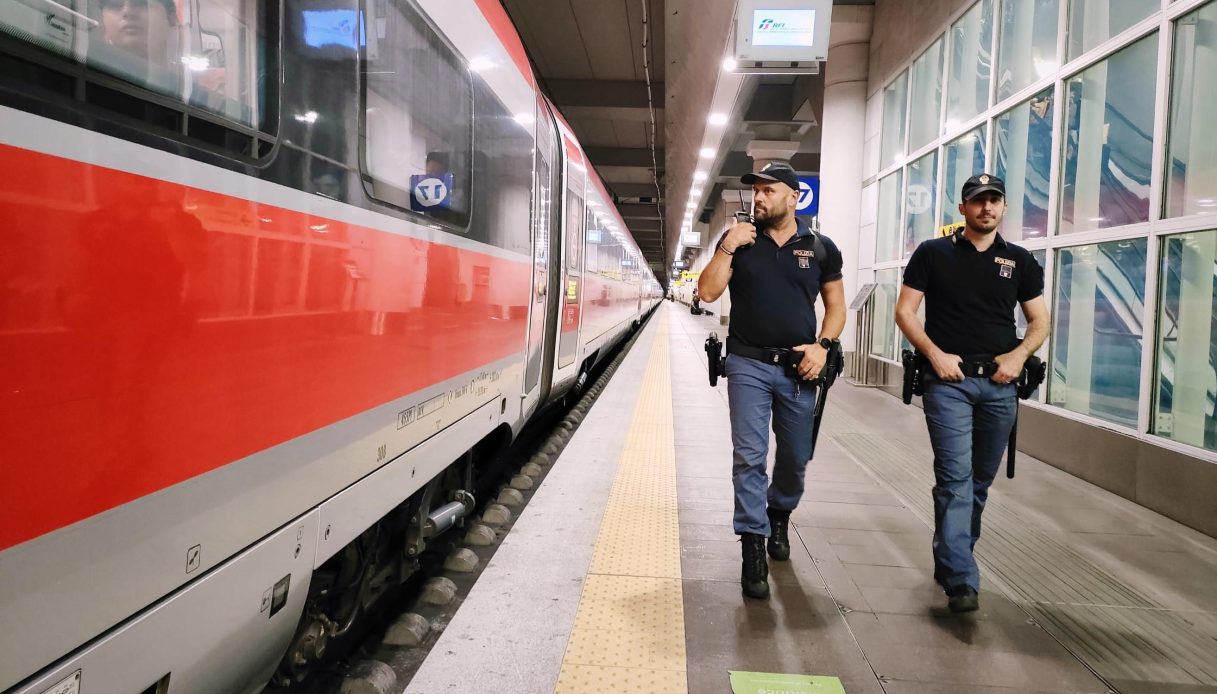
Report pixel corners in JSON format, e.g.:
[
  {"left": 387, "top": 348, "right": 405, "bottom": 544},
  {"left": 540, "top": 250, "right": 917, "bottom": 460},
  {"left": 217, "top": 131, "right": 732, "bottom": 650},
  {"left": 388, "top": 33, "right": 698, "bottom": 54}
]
[
  {"left": 698, "top": 162, "right": 846, "bottom": 600},
  {"left": 895, "top": 174, "right": 1049, "bottom": 613}
]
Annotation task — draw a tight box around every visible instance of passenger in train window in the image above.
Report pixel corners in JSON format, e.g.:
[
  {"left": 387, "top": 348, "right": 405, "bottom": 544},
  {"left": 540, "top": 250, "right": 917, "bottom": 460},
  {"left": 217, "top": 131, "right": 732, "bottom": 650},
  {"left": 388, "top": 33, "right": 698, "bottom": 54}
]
[
  {"left": 95, "top": 0, "right": 180, "bottom": 94},
  {"left": 895, "top": 174, "right": 1049, "bottom": 613},
  {"left": 696, "top": 161, "right": 847, "bottom": 600},
  {"left": 425, "top": 151, "right": 450, "bottom": 178}
]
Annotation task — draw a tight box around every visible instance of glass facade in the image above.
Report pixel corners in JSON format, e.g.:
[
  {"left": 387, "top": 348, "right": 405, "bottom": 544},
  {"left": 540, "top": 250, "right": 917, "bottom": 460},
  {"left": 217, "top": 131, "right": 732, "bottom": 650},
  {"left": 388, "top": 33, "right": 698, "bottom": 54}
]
[
  {"left": 995, "top": 89, "right": 1053, "bottom": 240},
  {"left": 867, "top": 0, "right": 1217, "bottom": 453},
  {"left": 1154, "top": 230, "right": 1217, "bottom": 451},
  {"left": 996, "top": 0, "right": 1059, "bottom": 102},
  {"left": 942, "top": 127, "right": 987, "bottom": 227},
  {"left": 947, "top": 0, "right": 994, "bottom": 128},
  {"left": 1050, "top": 239, "right": 1147, "bottom": 428},
  {"left": 881, "top": 72, "right": 909, "bottom": 169},
  {"left": 1067, "top": 0, "right": 1158, "bottom": 60},
  {"left": 1165, "top": 2, "right": 1217, "bottom": 219},
  {"left": 870, "top": 268, "right": 900, "bottom": 360},
  {"left": 909, "top": 38, "right": 945, "bottom": 152},
  {"left": 905, "top": 151, "right": 939, "bottom": 256},
  {"left": 1059, "top": 34, "right": 1158, "bottom": 235},
  {"left": 877, "top": 172, "right": 904, "bottom": 263}
]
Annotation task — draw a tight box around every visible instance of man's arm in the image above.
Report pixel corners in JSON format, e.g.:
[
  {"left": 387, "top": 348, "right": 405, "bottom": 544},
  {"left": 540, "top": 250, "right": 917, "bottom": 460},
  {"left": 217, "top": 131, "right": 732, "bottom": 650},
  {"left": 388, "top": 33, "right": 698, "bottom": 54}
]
[
  {"left": 792, "top": 279, "right": 845, "bottom": 378},
  {"left": 895, "top": 284, "right": 964, "bottom": 382},
  {"left": 992, "top": 295, "right": 1050, "bottom": 383},
  {"left": 698, "top": 222, "right": 757, "bottom": 302}
]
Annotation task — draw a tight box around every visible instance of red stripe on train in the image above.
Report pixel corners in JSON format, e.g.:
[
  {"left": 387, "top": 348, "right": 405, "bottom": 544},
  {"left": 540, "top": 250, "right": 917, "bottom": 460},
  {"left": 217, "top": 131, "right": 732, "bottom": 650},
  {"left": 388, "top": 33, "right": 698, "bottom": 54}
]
[
  {"left": 472, "top": 0, "right": 536, "bottom": 90},
  {"left": 0, "top": 144, "right": 531, "bottom": 551}
]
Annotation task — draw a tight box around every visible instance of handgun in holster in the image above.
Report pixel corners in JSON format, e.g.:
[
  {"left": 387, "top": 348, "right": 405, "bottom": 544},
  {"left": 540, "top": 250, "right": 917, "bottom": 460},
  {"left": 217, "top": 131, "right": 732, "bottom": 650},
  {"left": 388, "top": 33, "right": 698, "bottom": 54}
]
[
  {"left": 901, "top": 349, "right": 925, "bottom": 404},
  {"left": 705, "top": 332, "right": 726, "bottom": 386}
]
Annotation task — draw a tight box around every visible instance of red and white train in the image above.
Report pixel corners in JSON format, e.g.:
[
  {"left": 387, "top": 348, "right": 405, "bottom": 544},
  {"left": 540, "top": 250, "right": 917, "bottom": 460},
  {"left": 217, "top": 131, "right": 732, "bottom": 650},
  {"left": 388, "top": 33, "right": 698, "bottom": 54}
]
[{"left": 0, "top": 1, "right": 660, "bottom": 691}]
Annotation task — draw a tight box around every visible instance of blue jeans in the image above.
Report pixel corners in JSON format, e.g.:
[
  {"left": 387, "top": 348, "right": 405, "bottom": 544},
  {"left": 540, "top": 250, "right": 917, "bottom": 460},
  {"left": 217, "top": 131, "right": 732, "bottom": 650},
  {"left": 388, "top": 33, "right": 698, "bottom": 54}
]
[
  {"left": 725, "top": 354, "right": 817, "bottom": 536},
  {"left": 921, "top": 374, "right": 1017, "bottom": 592}
]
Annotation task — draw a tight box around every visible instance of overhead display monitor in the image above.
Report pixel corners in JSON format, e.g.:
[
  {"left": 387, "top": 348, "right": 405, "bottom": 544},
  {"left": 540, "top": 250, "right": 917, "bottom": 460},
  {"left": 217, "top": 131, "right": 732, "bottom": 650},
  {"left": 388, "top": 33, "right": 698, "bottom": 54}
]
[
  {"left": 751, "top": 9, "right": 816, "bottom": 47},
  {"left": 735, "top": 0, "right": 832, "bottom": 72}
]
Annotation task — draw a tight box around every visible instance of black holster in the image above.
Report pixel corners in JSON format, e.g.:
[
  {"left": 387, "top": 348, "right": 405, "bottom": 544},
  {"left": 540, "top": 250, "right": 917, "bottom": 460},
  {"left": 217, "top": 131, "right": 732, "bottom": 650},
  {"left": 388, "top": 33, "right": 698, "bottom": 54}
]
[
  {"left": 901, "top": 349, "right": 924, "bottom": 404},
  {"left": 705, "top": 332, "right": 726, "bottom": 386}
]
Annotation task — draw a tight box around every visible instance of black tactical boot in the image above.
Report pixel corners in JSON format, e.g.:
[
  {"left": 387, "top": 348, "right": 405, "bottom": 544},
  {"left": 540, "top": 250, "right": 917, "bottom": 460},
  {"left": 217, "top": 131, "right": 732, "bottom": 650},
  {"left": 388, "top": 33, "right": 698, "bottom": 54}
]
[
  {"left": 740, "top": 533, "right": 770, "bottom": 599},
  {"left": 766, "top": 508, "right": 791, "bottom": 561}
]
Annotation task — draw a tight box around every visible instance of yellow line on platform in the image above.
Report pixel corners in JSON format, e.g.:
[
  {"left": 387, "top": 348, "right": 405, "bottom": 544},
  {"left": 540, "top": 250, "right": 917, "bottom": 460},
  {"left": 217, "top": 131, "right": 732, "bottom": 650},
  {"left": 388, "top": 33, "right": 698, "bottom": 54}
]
[{"left": 555, "top": 313, "right": 687, "bottom": 693}]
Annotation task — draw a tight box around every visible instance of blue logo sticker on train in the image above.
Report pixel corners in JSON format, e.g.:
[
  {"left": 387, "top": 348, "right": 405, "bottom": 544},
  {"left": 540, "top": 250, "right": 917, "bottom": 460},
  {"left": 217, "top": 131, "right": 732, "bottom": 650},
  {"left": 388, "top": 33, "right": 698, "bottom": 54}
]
[{"left": 410, "top": 173, "right": 453, "bottom": 211}]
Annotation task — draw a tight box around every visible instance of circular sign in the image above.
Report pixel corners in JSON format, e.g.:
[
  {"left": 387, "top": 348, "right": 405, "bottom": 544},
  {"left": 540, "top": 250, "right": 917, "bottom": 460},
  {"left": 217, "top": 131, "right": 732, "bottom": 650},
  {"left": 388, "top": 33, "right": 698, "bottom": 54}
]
[
  {"left": 797, "top": 180, "right": 815, "bottom": 211},
  {"left": 412, "top": 177, "right": 449, "bottom": 208}
]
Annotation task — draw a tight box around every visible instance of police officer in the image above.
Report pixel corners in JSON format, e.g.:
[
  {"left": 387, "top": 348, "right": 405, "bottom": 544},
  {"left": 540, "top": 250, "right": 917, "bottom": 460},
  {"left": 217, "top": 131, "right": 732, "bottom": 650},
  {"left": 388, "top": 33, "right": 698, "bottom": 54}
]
[
  {"left": 895, "top": 174, "right": 1049, "bottom": 612},
  {"left": 697, "top": 162, "right": 846, "bottom": 600}
]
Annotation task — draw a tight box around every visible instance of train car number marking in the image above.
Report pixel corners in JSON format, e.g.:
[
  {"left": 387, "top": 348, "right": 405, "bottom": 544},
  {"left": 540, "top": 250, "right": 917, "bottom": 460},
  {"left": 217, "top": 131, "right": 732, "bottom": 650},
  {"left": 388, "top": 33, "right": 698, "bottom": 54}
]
[{"left": 39, "top": 670, "right": 80, "bottom": 694}]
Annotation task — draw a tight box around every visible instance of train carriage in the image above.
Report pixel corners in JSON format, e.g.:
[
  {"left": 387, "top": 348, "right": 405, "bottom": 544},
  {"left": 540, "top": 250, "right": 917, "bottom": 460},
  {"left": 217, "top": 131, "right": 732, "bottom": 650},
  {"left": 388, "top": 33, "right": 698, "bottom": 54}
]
[{"left": 0, "top": 1, "right": 660, "bottom": 691}]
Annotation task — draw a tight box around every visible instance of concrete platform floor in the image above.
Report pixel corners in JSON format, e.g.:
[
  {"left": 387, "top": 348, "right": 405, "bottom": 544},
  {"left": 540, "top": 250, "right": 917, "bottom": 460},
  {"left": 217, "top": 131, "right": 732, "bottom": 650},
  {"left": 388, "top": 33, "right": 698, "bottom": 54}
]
[{"left": 406, "top": 303, "right": 1217, "bottom": 694}]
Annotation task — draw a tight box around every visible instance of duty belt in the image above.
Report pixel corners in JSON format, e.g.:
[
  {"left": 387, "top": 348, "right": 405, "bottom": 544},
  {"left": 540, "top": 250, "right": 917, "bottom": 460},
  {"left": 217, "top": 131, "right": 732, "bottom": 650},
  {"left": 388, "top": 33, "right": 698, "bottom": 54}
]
[{"left": 726, "top": 339, "right": 793, "bottom": 365}]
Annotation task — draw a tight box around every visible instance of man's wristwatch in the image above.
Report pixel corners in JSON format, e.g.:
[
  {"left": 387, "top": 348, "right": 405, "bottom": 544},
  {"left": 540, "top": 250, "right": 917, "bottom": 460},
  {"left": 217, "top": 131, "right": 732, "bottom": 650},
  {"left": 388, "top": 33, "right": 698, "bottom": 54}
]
[{"left": 817, "top": 337, "right": 834, "bottom": 350}]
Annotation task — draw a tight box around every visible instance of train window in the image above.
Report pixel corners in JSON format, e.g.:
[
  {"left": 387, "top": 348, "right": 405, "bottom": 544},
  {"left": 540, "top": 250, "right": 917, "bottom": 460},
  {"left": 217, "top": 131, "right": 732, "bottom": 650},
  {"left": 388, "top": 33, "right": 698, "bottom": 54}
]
[
  {"left": 0, "top": 1, "right": 275, "bottom": 150},
  {"left": 361, "top": 0, "right": 472, "bottom": 228}
]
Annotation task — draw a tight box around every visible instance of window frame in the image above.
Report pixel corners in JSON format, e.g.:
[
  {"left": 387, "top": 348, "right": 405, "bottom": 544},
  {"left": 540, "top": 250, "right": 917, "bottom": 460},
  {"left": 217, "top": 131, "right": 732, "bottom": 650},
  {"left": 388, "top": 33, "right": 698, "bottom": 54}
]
[
  {"left": 0, "top": 0, "right": 282, "bottom": 162},
  {"left": 357, "top": 0, "right": 475, "bottom": 232}
]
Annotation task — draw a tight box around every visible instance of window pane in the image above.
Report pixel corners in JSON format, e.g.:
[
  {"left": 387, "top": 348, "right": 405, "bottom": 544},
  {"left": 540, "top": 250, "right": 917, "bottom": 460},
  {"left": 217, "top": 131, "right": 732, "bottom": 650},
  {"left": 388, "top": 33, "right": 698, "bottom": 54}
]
[
  {"left": 996, "top": 0, "right": 1060, "bottom": 102},
  {"left": 870, "top": 268, "right": 899, "bottom": 359},
  {"left": 996, "top": 88, "right": 1053, "bottom": 240},
  {"left": 1050, "top": 239, "right": 1147, "bottom": 428},
  {"left": 1165, "top": 2, "right": 1217, "bottom": 219},
  {"left": 904, "top": 151, "right": 938, "bottom": 257},
  {"left": 876, "top": 171, "right": 903, "bottom": 263},
  {"left": 1068, "top": 0, "right": 1157, "bottom": 60},
  {"left": 1155, "top": 230, "right": 1217, "bottom": 451},
  {"left": 908, "top": 37, "right": 945, "bottom": 151},
  {"left": 946, "top": 0, "right": 994, "bottom": 129},
  {"left": 1016, "top": 248, "right": 1049, "bottom": 400},
  {"left": 0, "top": 0, "right": 266, "bottom": 127},
  {"left": 941, "top": 127, "right": 987, "bottom": 227},
  {"left": 1059, "top": 34, "right": 1158, "bottom": 235},
  {"left": 364, "top": 2, "right": 472, "bottom": 227},
  {"left": 881, "top": 71, "right": 909, "bottom": 168}
]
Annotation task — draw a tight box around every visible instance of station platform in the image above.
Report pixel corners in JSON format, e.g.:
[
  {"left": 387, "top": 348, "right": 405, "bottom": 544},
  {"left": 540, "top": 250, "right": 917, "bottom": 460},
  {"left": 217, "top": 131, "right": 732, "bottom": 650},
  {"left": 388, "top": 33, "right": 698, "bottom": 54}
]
[{"left": 405, "top": 303, "right": 1217, "bottom": 694}]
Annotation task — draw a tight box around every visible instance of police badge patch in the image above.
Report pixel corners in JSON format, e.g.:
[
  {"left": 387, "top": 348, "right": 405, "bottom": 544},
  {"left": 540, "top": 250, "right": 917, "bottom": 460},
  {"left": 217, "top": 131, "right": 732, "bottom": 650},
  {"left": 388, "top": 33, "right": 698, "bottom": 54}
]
[
  {"left": 1000, "top": 264, "right": 1012, "bottom": 278},
  {"left": 798, "top": 257, "right": 811, "bottom": 269}
]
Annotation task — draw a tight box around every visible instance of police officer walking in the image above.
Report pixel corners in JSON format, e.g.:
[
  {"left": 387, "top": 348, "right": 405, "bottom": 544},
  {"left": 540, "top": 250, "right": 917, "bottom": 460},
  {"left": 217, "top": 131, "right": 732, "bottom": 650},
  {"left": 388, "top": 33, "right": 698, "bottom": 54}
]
[
  {"left": 895, "top": 174, "right": 1049, "bottom": 612},
  {"left": 697, "top": 162, "right": 846, "bottom": 600}
]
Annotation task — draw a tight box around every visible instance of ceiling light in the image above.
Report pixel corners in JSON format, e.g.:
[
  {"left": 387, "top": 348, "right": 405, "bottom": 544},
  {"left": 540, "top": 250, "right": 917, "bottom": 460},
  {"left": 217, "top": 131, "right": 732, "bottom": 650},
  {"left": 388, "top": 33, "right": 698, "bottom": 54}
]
[
  {"left": 693, "top": 171, "right": 708, "bottom": 182},
  {"left": 722, "top": 57, "right": 737, "bottom": 72},
  {"left": 699, "top": 147, "right": 715, "bottom": 159},
  {"left": 708, "top": 113, "right": 728, "bottom": 126}
]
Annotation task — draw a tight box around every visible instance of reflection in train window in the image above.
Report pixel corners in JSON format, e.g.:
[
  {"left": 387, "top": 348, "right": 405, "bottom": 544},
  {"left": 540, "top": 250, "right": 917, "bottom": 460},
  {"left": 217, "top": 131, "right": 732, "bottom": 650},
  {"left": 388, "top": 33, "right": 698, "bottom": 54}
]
[
  {"left": 0, "top": 1, "right": 267, "bottom": 128},
  {"left": 361, "top": 0, "right": 472, "bottom": 228}
]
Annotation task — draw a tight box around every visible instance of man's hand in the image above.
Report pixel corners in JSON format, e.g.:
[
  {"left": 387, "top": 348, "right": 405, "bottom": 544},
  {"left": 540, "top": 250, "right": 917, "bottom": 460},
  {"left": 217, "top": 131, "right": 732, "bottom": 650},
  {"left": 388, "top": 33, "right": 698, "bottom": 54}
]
[
  {"left": 720, "top": 222, "right": 757, "bottom": 253},
  {"left": 992, "top": 350, "right": 1028, "bottom": 385},
  {"left": 928, "top": 350, "right": 965, "bottom": 382},
  {"left": 793, "top": 343, "right": 828, "bottom": 380}
]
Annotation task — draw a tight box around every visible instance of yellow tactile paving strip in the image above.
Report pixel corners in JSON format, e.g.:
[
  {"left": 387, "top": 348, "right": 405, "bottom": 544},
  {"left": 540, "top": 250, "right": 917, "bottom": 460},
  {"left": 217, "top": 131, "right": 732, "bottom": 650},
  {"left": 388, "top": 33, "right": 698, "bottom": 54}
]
[{"left": 555, "top": 313, "right": 687, "bottom": 693}]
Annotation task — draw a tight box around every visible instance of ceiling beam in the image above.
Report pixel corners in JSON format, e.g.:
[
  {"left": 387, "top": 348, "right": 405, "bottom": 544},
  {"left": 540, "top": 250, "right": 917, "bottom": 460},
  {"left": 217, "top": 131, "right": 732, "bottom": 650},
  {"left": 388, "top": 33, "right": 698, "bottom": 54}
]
[
  {"left": 616, "top": 203, "right": 664, "bottom": 220},
  {"left": 605, "top": 182, "right": 664, "bottom": 198},
  {"left": 585, "top": 147, "right": 665, "bottom": 169},
  {"left": 547, "top": 79, "right": 665, "bottom": 109}
]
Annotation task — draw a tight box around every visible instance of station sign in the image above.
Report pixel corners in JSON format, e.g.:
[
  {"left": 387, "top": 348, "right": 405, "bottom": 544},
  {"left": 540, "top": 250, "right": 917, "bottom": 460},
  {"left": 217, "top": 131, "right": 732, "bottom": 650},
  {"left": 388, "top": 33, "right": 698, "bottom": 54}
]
[{"left": 796, "top": 175, "right": 819, "bottom": 218}]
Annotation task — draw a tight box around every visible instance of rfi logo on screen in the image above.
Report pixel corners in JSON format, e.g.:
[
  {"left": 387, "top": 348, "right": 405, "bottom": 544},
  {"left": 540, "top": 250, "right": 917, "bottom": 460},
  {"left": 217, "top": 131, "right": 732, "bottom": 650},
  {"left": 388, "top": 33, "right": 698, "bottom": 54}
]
[{"left": 757, "top": 18, "right": 786, "bottom": 30}]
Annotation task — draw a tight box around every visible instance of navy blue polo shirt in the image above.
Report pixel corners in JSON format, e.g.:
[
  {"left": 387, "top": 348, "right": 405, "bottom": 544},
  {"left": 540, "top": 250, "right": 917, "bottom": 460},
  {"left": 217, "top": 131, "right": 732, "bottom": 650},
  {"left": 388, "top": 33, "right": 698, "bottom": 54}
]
[
  {"left": 903, "top": 230, "right": 1044, "bottom": 358},
  {"left": 726, "top": 219, "right": 844, "bottom": 349}
]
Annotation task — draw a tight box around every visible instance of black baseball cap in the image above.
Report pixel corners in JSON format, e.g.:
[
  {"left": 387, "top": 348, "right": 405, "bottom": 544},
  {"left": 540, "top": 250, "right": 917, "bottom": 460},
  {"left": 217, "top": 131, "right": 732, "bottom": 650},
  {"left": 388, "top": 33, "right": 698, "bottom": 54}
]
[
  {"left": 961, "top": 173, "right": 1005, "bottom": 201},
  {"left": 741, "top": 162, "right": 799, "bottom": 192}
]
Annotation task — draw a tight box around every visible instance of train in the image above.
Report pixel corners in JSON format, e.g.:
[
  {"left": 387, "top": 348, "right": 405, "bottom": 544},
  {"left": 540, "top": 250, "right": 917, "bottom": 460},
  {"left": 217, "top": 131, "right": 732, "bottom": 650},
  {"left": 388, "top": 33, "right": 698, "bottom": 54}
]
[{"left": 0, "top": 1, "right": 661, "bottom": 692}]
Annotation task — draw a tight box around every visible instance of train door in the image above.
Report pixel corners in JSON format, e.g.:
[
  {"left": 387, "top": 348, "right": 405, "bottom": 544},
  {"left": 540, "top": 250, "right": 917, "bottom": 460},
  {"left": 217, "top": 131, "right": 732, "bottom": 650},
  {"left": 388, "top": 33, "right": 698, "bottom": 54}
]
[
  {"left": 523, "top": 99, "right": 562, "bottom": 414},
  {"left": 556, "top": 138, "right": 585, "bottom": 373}
]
